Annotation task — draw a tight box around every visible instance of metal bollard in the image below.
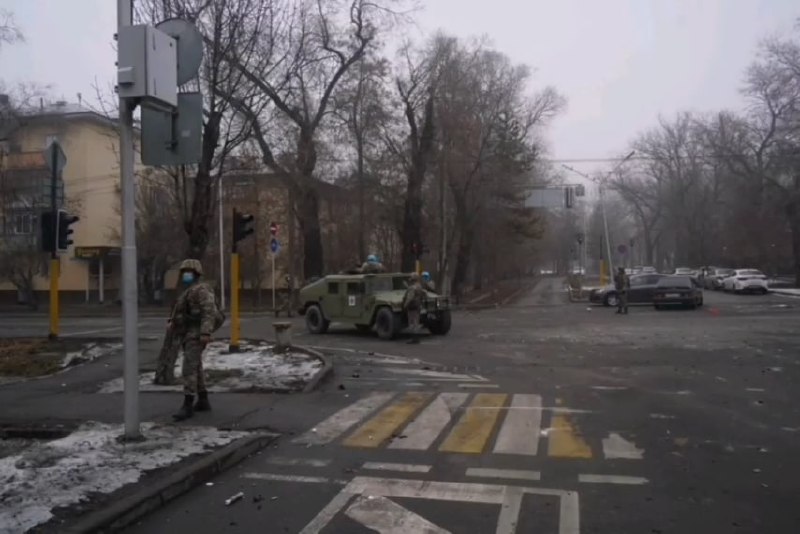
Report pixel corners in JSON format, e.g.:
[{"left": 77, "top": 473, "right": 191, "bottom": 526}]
[{"left": 273, "top": 321, "right": 293, "bottom": 351}]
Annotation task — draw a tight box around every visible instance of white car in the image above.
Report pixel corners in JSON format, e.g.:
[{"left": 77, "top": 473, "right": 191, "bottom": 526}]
[{"left": 722, "top": 269, "right": 769, "bottom": 294}]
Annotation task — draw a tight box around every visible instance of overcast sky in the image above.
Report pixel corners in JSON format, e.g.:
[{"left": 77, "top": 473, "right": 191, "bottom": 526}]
[{"left": 1, "top": 0, "right": 797, "bottom": 177}]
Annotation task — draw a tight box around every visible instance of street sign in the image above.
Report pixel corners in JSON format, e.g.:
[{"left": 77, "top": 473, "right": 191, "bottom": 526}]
[
  {"left": 44, "top": 141, "right": 67, "bottom": 175},
  {"left": 155, "top": 18, "right": 204, "bottom": 86},
  {"left": 618, "top": 244, "right": 628, "bottom": 255},
  {"left": 270, "top": 222, "right": 278, "bottom": 236},
  {"left": 270, "top": 237, "right": 280, "bottom": 254}
]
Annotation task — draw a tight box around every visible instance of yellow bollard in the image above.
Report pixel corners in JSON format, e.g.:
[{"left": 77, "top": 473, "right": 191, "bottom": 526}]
[
  {"left": 230, "top": 252, "right": 240, "bottom": 351},
  {"left": 600, "top": 260, "right": 608, "bottom": 286}
]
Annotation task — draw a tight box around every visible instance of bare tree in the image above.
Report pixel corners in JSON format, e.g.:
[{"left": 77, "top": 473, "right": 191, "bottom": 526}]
[
  {"left": 227, "top": 0, "right": 405, "bottom": 279},
  {"left": 0, "top": 8, "right": 23, "bottom": 49},
  {"left": 136, "top": 0, "right": 268, "bottom": 260}
]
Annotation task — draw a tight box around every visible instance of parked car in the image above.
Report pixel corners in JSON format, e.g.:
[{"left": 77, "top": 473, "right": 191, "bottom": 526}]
[
  {"left": 721, "top": 269, "right": 769, "bottom": 294},
  {"left": 704, "top": 268, "right": 734, "bottom": 290},
  {"left": 641, "top": 266, "right": 657, "bottom": 274},
  {"left": 653, "top": 276, "right": 704, "bottom": 309},
  {"left": 589, "top": 274, "right": 665, "bottom": 307},
  {"left": 674, "top": 267, "right": 694, "bottom": 276}
]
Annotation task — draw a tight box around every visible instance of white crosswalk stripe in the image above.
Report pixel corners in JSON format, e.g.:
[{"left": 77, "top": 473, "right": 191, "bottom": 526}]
[
  {"left": 493, "top": 394, "right": 542, "bottom": 456},
  {"left": 388, "top": 392, "right": 468, "bottom": 451},
  {"left": 293, "top": 391, "right": 394, "bottom": 445}
]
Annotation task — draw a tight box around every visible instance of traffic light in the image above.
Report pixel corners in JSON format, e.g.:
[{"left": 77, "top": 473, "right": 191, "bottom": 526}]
[
  {"left": 41, "top": 211, "right": 56, "bottom": 253},
  {"left": 57, "top": 210, "right": 79, "bottom": 250},
  {"left": 565, "top": 187, "right": 575, "bottom": 208},
  {"left": 232, "top": 208, "right": 254, "bottom": 250}
]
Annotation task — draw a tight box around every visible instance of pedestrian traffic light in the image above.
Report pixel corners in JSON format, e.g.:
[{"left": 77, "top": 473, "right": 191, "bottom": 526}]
[
  {"left": 41, "top": 211, "right": 57, "bottom": 253},
  {"left": 57, "top": 210, "right": 79, "bottom": 250},
  {"left": 232, "top": 208, "right": 254, "bottom": 250}
]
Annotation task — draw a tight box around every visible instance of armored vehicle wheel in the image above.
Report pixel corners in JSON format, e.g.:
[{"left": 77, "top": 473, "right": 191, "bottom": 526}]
[
  {"left": 375, "top": 307, "right": 399, "bottom": 340},
  {"left": 305, "top": 304, "right": 330, "bottom": 334},
  {"left": 427, "top": 310, "right": 452, "bottom": 335}
]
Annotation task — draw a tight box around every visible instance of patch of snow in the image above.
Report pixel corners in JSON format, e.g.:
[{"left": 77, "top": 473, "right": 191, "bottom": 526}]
[
  {"left": 98, "top": 340, "right": 322, "bottom": 393},
  {"left": 62, "top": 342, "right": 122, "bottom": 368},
  {"left": 0, "top": 421, "right": 248, "bottom": 533}
]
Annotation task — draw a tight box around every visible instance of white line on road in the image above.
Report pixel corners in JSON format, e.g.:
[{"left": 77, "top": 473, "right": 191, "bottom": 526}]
[
  {"left": 266, "top": 457, "right": 331, "bottom": 467},
  {"left": 493, "top": 394, "right": 542, "bottom": 456},
  {"left": 591, "top": 386, "right": 628, "bottom": 391},
  {"left": 362, "top": 462, "right": 432, "bottom": 473},
  {"left": 345, "top": 495, "right": 450, "bottom": 533},
  {"left": 61, "top": 323, "right": 146, "bottom": 337},
  {"left": 465, "top": 468, "right": 541, "bottom": 481},
  {"left": 578, "top": 474, "right": 649, "bottom": 485},
  {"left": 602, "top": 432, "right": 644, "bottom": 460},
  {"left": 458, "top": 383, "right": 500, "bottom": 388},
  {"left": 292, "top": 391, "right": 395, "bottom": 445},
  {"left": 242, "top": 473, "right": 347, "bottom": 485},
  {"left": 388, "top": 392, "right": 468, "bottom": 451},
  {"left": 387, "top": 368, "right": 486, "bottom": 381},
  {"left": 746, "top": 388, "right": 766, "bottom": 392},
  {"left": 299, "top": 490, "right": 356, "bottom": 534}
]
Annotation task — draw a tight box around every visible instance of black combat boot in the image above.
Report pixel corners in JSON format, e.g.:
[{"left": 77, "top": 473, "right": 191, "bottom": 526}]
[
  {"left": 173, "top": 395, "right": 194, "bottom": 421},
  {"left": 194, "top": 391, "right": 211, "bottom": 412}
]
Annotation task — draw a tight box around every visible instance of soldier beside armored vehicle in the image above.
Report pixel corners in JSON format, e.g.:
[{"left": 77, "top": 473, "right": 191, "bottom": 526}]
[{"left": 298, "top": 272, "right": 452, "bottom": 340}]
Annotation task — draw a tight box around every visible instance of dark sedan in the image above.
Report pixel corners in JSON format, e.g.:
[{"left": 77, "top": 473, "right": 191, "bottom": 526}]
[
  {"left": 653, "top": 276, "right": 704, "bottom": 309},
  {"left": 590, "top": 274, "right": 665, "bottom": 307}
]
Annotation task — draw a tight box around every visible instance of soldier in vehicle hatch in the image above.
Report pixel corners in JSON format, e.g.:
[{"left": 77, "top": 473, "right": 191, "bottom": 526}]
[
  {"left": 361, "top": 254, "right": 385, "bottom": 274},
  {"left": 614, "top": 266, "right": 630, "bottom": 315}
]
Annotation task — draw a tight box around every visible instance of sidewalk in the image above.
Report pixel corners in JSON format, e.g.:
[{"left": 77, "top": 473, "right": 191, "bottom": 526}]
[{"left": 455, "top": 277, "right": 538, "bottom": 310}]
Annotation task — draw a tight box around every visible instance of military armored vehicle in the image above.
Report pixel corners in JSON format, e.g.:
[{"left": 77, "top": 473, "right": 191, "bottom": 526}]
[{"left": 298, "top": 272, "right": 452, "bottom": 340}]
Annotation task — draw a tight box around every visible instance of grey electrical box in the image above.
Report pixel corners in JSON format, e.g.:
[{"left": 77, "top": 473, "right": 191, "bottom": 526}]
[
  {"left": 117, "top": 25, "right": 178, "bottom": 110},
  {"left": 140, "top": 92, "right": 203, "bottom": 166}
]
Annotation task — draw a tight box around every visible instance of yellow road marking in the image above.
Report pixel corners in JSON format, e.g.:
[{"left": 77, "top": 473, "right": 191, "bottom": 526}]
[
  {"left": 548, "top": 414, "right": 592, "bottom": 458},
  {"left": 439, "top": 393, "right": 508, "bottom": 454},
  {"left": 343, "top": 392, "right": 432, "bottom": 448}
]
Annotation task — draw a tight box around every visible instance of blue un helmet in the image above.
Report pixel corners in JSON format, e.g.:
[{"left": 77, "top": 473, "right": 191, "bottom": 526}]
[
  {"left": 422, "top": 271, "right": 431, "bottom": 282},
  {"left": 367, "top": 254, "right": 379, "bottom": 264}
]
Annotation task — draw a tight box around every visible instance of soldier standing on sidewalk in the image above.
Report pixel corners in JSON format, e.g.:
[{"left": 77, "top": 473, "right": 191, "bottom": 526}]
[
  {"left": 614, "top": 266, "right": 630, "bottom": 315},
  {"left": 169, "top": 259, "right": 223, "bottom": 421}
]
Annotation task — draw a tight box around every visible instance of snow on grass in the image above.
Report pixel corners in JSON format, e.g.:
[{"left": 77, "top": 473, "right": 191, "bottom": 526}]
[
  {"left": 0, "top": 421, "right": 249, "bottom": 533},
  {"left": 62, "top": 342, "right": 122, "bottom": 368},
  {"left": 98, "top": 340, "right": 323, "bottom": 394}
]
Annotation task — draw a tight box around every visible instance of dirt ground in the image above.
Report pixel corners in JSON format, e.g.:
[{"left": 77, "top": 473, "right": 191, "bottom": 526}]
[{"left": 0, "top": 338, "right": 86, "bottom": 377}]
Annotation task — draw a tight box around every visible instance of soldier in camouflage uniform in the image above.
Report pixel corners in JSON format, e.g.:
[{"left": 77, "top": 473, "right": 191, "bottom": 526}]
[
  {"left": 614, "top": 266, "right": 630, "bottom": 315},
  {"left": 361, "top": 254, "right": 385, "bottom": 274},
  {"left": 170, "top": 259, "right": 220, "bottom": 421},
  {"left": 421, "top": 271, "right": 436, "bottom": 292},
  {"left": 403, "top": 273, "right": 426, "bottom": 344}
]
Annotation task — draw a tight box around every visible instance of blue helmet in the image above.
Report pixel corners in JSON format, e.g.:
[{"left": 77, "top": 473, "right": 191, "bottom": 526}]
[
  {"left": 422, "top": 271, "right": 431, "bottom": 281},
  {"left": 367, "top": 254, "right": 379, "bottom": 264}
]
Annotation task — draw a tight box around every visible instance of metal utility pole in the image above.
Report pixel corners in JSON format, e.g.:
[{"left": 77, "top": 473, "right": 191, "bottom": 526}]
[
  {"left": 218, "top": 178, "right": 226, "bottom": 310},
  {"left": 599, "top": 185, "right": 614, "bottom": 277},
  {"left": 118, "top": 0, "right": 140, "bottom": 440},
  {"left": 48, "top": 145, "right": 59, "bottom": 339}
]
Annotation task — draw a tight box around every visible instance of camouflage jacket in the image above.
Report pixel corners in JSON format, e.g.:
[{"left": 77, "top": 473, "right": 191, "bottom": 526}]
[
  {"left": 403, "top": 281, "right": 426, "bottom": 310},
  {"left": 171, "top": 282, "right": 218, "bottom": 337},
  {"left": 614, "top": 273, "right": 630, "bottom": 292}
]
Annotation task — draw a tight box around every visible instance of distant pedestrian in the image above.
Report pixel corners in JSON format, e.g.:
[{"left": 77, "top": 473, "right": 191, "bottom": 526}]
[
  {"left": 403, "top": 273, "right": 426, "bottom": 343},
  {"left": 169, "top": 259, "right": 224, "bottom": 421},
  {"left": 614, "top": 267, "right": 630, "bottom": 315}
]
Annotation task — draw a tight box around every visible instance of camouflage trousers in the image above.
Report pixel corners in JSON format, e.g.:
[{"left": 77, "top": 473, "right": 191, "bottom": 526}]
[
  {"left": 182, "top": 337, "right": 207, "bottom": 395},
  {"left": 407, "top": 309, "right": 421, "bottom": 332}
]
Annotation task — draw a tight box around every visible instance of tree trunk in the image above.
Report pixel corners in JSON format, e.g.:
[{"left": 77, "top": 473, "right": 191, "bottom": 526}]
[
  {"left": 451, "top": 224, "right": 474, "bottom": 297},
  {"left": 356, "top": 137, "right": 366, "bottom": 261},
  {"left": 298, "top": 185, "right": 324, "bottom": 280}
]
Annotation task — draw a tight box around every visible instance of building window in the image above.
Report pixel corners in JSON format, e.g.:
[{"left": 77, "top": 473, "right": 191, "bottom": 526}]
[{"left": 11, "top": 213, "right": 34, "bottom": 235}]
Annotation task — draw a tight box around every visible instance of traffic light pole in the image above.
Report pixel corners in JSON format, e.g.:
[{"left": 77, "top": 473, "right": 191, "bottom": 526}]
[
  {"left": 230, "top": 247, "right": 240, "bottom": 352},
  {"left": 118, "top": 0, "right": 141, "bottom": 441},
  {"left": 48, "top": 141, "right": 59, "bottom": 339}
]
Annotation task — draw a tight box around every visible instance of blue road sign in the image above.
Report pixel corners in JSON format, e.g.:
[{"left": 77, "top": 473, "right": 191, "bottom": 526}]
[{"left": 270, "top": 237, "right": 280, "bottom": 254}]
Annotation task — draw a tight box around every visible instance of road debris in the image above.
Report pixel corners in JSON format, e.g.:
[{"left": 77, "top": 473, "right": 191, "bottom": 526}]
[{"left": 225, "top": 492, "right": 244, "bottom": 506}]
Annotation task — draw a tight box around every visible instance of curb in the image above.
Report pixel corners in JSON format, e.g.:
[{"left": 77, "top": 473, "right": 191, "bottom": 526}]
[
  {"left": 62, "top": 432, "right": 278, "bottom": 533},
  {"left": 299, "top": 345, "right": 334, "bottom": 393}
]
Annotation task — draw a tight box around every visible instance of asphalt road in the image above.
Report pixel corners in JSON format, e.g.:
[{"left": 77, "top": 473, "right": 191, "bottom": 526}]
[{"left": 6, "top": 278, "right": 800, "bottom": 533}]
